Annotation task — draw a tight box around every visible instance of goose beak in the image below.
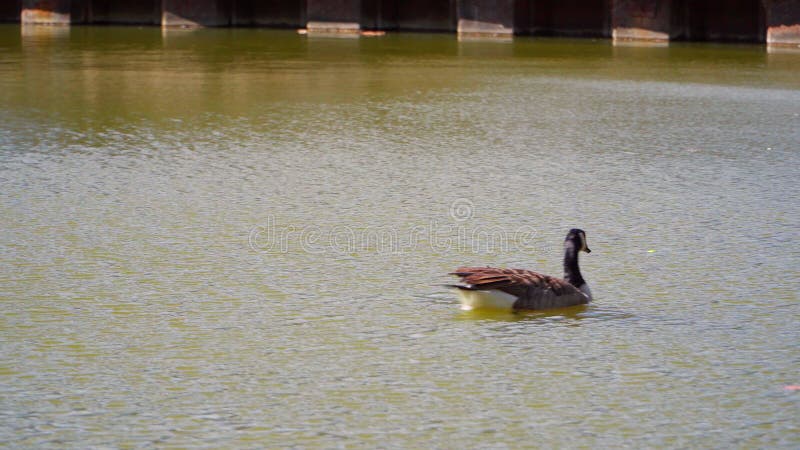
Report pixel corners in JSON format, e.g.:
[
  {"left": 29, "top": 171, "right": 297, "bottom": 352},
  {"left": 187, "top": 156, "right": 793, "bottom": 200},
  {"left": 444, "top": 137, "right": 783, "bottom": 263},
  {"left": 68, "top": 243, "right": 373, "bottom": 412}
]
[{"left": 584, "top": 246, "right": 591, "bottom": 253}]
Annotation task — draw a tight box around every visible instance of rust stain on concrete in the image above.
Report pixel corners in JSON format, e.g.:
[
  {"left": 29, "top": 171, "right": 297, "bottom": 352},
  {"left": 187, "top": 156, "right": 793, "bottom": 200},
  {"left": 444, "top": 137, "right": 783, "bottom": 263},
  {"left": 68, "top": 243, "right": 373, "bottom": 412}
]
[{"left": 21, "top": 8, "right": 70, "bottom": 25}]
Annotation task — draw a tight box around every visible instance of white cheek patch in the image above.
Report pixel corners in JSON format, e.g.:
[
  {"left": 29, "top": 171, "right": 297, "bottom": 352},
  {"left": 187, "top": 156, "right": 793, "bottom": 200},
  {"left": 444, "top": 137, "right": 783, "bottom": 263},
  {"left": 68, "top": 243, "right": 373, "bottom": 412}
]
[{"left": 580, "top": 231, "right": 587, "bottom": 252}]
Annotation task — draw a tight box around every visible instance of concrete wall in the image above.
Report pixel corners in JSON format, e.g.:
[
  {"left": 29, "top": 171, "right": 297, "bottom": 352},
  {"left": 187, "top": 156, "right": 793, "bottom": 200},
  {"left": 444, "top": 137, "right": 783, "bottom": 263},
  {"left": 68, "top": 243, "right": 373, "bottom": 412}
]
[
  {"left": 10, "top": 0, "right": 800, "bottom": 45},
  {"left": 612, "top": 0, "right": 673, "bottom": 41},
  {"left": 162, "top": 0, "right": 230, "bottom": 27},
  {"left": 766, "top": 0, "right": 800, "bottom": 45},
  {"left": 457, "top": 0, "right": 515, "bottom": 36},
  {"left": 22, "top": 0, "right": 72, "bottom": 24}
]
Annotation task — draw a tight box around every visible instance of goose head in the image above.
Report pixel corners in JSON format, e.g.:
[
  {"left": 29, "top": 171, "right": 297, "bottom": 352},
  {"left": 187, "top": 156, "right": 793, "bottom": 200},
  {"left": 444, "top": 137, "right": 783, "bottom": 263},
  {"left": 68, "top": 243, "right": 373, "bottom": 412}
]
[{"left": 565, "top": 228, "right": 591, "bottom": 253}]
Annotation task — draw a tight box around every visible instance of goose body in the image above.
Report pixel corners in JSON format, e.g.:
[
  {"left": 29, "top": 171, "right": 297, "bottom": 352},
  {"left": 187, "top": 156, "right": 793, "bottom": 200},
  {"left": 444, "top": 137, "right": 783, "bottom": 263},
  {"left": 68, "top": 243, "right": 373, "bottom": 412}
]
[{"left": 450, "top": 229, "right": 592, "bottom": 311}]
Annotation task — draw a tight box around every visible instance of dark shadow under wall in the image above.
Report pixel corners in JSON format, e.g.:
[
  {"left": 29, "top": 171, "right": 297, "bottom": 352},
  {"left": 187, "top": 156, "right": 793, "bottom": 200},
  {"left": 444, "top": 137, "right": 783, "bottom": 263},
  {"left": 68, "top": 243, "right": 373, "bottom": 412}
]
[
  {"left": 370, "top": 0, "right": 456, "bottom": 32},
  {"left": 524, "top": 0, "right": 610, "bottom": 37},
  {"left": 233, "top": 0, "right": 305, "bottom": 28},
  {"left": 307, "top": 0, "right": 360, "bottom": 23},
  {"left": 0, "top": 0, "right": 21, "bottom": 22},
  {"left": 71, "top": 0, "right": 161, "bottom": 25},
  {"left": 672, "top": 0, "right": 766, "bottom": 42}
]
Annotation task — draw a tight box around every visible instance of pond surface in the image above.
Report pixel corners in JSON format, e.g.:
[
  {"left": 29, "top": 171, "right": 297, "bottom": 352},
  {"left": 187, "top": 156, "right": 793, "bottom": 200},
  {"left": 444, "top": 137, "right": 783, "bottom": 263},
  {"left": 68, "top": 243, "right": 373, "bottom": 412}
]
[{"left": 1, "top": 25, "right": 799, "bottom": 448}]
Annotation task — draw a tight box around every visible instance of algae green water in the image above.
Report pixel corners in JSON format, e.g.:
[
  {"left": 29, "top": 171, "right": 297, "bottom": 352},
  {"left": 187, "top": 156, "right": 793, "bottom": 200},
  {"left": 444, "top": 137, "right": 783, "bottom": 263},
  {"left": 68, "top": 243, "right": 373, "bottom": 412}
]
[{"left": 1, "top": 25, "right": 799, "bottom": 447}]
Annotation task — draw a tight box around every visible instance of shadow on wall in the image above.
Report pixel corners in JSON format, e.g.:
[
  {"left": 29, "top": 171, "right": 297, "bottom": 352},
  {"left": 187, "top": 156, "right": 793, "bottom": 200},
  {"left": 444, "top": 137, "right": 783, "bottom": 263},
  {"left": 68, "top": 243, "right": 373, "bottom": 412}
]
[
  {"left": 0, "top": 0, "right": 21, "bottom": 22},
  {"left": 72, "top": 0, "right": 161, "bottom": 25},
  {"left": 671, "top": 0, "right": 766, "bottom": 43},
  {"left": 521, "top": 0, "right": 610, "bottom": 38},
  {"left": 233, "top": 0, "right": 305, "bottom": 28},
  {"left": 362, "top": 0, "right": 456, "bottom": 32}
]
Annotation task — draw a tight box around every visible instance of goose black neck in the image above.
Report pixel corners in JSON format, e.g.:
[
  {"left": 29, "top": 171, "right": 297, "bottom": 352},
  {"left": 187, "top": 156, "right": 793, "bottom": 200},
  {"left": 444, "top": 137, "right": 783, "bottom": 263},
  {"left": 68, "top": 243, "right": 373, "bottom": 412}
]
[{"left": 563, "top": 244, "right": 585, "bottom": 287}]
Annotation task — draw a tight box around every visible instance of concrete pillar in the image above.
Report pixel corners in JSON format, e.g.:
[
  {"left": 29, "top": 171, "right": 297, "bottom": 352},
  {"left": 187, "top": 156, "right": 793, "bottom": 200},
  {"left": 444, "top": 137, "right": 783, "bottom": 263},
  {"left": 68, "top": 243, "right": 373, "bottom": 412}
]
[
  {"left": 612, "top": 0, "right": 672, "bottom": 42},
  {"left": 457, "top": 0, "right": 514, "bottom": 37},
  {"left": 21, "top": 0, "right": 71, "bottom": 25},
  {"left": 306, "top": 0, "right": 361, "bottom": 33},
  {"left": 162, "top": 0, "right": 229, "bottom": 27},
  {"left": 766, "top": 0, "right": 800, "bottom": 46}
]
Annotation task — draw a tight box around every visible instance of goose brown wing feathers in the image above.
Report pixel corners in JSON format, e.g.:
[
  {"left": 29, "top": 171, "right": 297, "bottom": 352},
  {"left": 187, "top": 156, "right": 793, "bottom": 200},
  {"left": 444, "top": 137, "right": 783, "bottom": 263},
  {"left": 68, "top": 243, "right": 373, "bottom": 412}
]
[
  {"left": 450, "top": 266, "right": 588, "bottom": 309},
  {"left": 451, "top": 267, "right": 581, "bottom": 296}
]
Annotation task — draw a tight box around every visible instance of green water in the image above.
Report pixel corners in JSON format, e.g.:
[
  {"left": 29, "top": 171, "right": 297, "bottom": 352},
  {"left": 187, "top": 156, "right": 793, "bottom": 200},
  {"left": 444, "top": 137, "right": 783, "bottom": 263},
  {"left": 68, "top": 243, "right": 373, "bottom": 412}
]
[{"left": 1, "top": 25, "right": 799, "bottom": 448}]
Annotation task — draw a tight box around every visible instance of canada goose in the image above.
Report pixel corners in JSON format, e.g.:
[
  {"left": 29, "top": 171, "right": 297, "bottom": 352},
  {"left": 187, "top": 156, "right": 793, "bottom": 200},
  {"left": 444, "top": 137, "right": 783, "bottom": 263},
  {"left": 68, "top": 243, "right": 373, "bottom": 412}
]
[{"left": 449, "top": 229, "right": 592, "bottom": 311}]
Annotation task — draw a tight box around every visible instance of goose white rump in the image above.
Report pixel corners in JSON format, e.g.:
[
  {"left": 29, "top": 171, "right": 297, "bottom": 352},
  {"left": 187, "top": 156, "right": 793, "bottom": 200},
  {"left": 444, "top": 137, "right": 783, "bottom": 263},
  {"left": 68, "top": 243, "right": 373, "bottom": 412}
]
[{"left": 456, "top": 289, "right": 518, "bottom": 311}]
